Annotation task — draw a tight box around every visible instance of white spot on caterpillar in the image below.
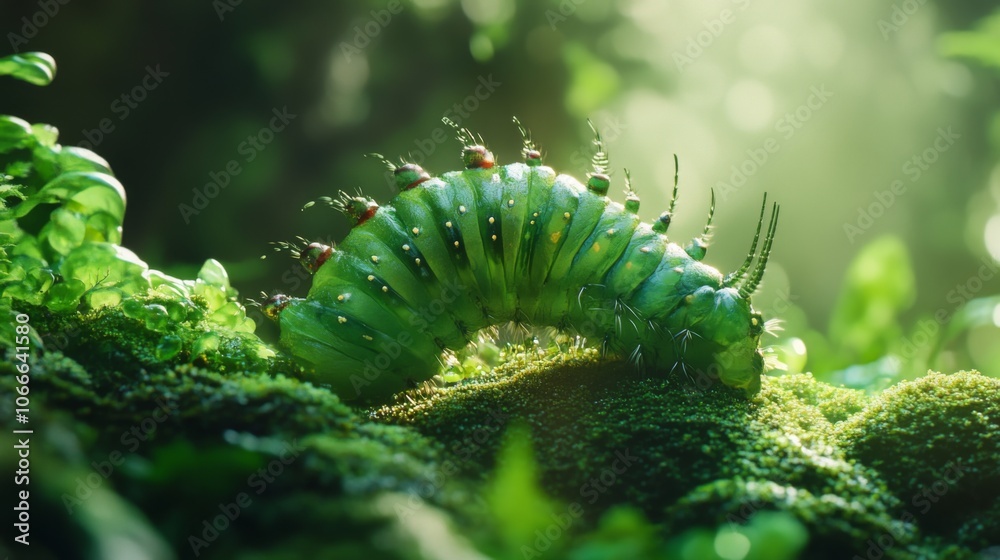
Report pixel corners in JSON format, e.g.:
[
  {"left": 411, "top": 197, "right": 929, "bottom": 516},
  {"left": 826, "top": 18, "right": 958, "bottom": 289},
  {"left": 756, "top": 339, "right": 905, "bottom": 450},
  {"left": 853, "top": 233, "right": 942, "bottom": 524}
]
[
  {"left": 607, "top": 229, "right": 615, "bottom": 236},
  {"left": 337, "top": 316, "right": 347, "bottom": 324},
  {"left": 362, "top": 334, "right": 373, "bottom": 341},
  {"left": 459, "top": 205, "right": 467, "bottom": 214},
  {"left": 640, "top": 247, "right": 651, "bottom": 253},
  {"left": 445, "top": 221, "right": 453, "bottom": 228},
  {"left": 412, "top": 227, "right": 420, "bottom": 235},
  {"left": 488, "top": 216, "right": 495, "bottom": 224},
  {"left": 381, "top": 286, "right": 389, "bottom": 293},
  {"left": 415, "top": 258, "right": 422, "bottom": 266},
  {"left": 370, "top": 255, "right": 379, "bottom": 264},
  {"left": 563, "top": 212, "right": 571, "bottom": 220},
  {"left": 367, "top": 275, "right": 375, "bottom": 282},
  {"left": 402, "top": 244, "right": 410, "bottom": 251},
  {"left": 673, "top": 266, "right": 683, "bottom": 274}
]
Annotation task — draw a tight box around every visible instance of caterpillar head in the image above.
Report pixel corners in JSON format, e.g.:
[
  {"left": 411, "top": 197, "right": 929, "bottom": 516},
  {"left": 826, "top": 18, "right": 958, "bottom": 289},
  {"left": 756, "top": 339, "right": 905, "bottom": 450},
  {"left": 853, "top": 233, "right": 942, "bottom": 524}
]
[
  {"left": 685, "top": 286, "right": 766, "bottom": 394},
  {"left": 707, "top": 196, "right": 780, "bottom": 394},
  {"left": 262, "top": 293, "right": 294, "bottom": 321}
]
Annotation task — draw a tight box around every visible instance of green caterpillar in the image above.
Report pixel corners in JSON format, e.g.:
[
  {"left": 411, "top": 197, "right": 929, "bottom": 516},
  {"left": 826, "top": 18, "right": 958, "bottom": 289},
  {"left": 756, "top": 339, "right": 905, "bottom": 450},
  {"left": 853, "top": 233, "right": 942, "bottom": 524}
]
[{"left": 264, "top": 119, "right": 779, "bottom": 401}]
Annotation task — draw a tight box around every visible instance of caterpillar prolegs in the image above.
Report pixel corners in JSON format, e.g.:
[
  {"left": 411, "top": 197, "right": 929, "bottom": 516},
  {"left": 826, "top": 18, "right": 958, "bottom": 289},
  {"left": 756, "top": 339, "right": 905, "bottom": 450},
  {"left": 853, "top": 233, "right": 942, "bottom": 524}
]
[{"left": 264, "top": 119, "right": 779, "bottom": 402}]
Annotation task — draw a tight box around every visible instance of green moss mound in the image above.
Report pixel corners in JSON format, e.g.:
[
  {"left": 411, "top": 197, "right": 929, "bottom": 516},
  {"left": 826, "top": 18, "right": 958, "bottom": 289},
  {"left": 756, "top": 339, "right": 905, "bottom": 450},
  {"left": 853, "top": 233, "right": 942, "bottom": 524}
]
[
  {"left": 835, "top": 370, "right": 1000, "bottom": 549},
  {"left": 0, "top": 342, "right": 479, "bottom": 559},
  {"left": 376, "top": 348, "right": 929, "bottom": 558},
  {"left": 765, "top": 372, "right": 869, "bottom": 423}
]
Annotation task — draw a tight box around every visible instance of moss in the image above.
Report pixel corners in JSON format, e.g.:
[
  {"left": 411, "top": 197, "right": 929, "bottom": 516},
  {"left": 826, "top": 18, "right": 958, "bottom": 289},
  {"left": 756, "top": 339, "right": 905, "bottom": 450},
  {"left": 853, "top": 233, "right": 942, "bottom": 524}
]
[
  {"left": 664, "top": 479, "right": 976, "bottom": 560},
  {"left": 765, "top": 372, "right": 869, "bottom": 423},
  {"left": 375, "top": 348, "right": 907, "bottom": 556},
  {"left": 0, "top": 344, "right": 483, "bottom": 558},
  {"left": 835, "top": 370, "right": 1000, "bottom": 549}
]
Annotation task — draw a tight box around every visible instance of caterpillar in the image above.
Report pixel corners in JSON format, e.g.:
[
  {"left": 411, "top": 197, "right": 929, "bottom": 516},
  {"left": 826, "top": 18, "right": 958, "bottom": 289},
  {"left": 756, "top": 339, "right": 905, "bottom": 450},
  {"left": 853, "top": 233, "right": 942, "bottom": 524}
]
[{"left": 263, "top": 118, "right": 779, "bottom": 402}]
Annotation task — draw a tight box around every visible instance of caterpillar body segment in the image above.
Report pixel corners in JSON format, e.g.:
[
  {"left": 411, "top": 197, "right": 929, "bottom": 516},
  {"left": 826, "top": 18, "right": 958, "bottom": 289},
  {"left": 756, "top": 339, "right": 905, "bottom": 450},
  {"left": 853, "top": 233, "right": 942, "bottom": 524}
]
[{"left": 267, "top": 122, "right": 779, "bottom": 401}]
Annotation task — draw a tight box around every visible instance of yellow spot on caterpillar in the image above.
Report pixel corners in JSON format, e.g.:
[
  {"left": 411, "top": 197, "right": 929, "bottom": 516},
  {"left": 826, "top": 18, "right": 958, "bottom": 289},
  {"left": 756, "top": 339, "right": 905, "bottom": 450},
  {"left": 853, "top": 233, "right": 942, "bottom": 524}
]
[
  {"left": 592, "top": 242, "right": 601, "bottom": 252},
  {"left": 337, "top": 316, "right": 347, "bottom": 324},
  {"left": 488, "top": 216, "right": 495, "bottom": 224},
  {"left": 382, "top": 286, "right": 388, "bottom": 293},
  {"left": 454, "top": 241, "right": 460, "bottom": 248},
  {"left": 685, "top": 294, "right": 694, "bottom": 304},
  {"left": 550, "top": 231, "right": 561, "bottom": 244},
  {"left": 459, "top": 205, "right": 467, "bottom": 214},
  {"left": 337, "top": 294, "right": 345, "bottom": 302},
  {"left": 402, "top": 244, "right": 410, "bottom": 251},
  {"left": 362, "top": 334, "right": 373, "bottom": 341},
  {"left": 367, "top": 275, "right": 375, "bottom": 282},
  {"left": 563, "top": 212, "right": 571, "bottom": 220},
  {"left": 491, "top": 234, "right": 497, "bottom": 241},
  {"left": 606, "top": 229, "right": 615, "bottom": 236},
  {"left": 507, "top": 199, "right": 514, "bottom": 207},
  {"left": 445, "top": 221, "right": 453, "bottom": 228},
  {"left": 530, "top": 220, "right": 535, "bottom": 225},
  {"left": 371, "top": 255, "right": 379, "bottom": 264},
  {"left": 626, "top": 262, "right": 633, "bottom": 270},
  {"left": 412, "top": 227, "right": 420, "bottom": 235},
  {"left": 415, "top": 258, "right": 421, "bottom": 266},
  {"left": 640, "top": 247, "right": 651, "bottom": 253},
  {"left": 533, "top": 212, "right": 539, "bottom": 217}
]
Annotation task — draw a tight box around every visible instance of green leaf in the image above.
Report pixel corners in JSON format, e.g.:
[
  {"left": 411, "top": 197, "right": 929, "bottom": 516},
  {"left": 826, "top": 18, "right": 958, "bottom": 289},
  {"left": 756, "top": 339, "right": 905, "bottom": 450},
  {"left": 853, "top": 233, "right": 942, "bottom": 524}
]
[
  {"left": 939, "top": 10, "right": 1000, "bottom": 69},
  {"left": 487, "top": 424, "right": 565, "bottom": 556},
  {"left": 4, "top": 172, "right": 126, "bottom": 230},
  {"left": 0, "top": 115, "right": 34, "bottom": 152},
  {"left": 0, "top": 52, "right": 57, "bottom": 86},
  {"left": 827, "top": 235, "right": 915, "bottom": 366}
]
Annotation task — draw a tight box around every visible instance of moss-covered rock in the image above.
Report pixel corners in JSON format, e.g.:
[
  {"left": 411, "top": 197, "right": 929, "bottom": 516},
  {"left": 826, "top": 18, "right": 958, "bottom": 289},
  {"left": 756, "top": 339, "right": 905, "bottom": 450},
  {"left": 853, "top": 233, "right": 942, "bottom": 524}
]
[
  {"left": 375, "top": 348, "right": 916, "bottom": 558},
  {"left": 835, "top": 370, "right": 1000, "bottom": 549},
  {"left": 0, "top": 342, "right": 485, "bottom": 559}
]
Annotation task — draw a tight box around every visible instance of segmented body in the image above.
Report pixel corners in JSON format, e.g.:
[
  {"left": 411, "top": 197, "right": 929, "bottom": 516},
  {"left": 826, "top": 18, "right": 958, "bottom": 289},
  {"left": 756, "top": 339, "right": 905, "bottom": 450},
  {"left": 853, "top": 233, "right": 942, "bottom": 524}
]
[{"left": 266, "top": 120, "right": 778, "bottom": 401}]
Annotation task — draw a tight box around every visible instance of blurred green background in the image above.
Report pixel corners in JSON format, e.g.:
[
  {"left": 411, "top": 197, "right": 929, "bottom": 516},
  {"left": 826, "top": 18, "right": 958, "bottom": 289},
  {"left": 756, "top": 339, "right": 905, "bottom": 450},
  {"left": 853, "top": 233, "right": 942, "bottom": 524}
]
[{"left": 2, "top": 0, "right": 999, "bottom": 387}]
